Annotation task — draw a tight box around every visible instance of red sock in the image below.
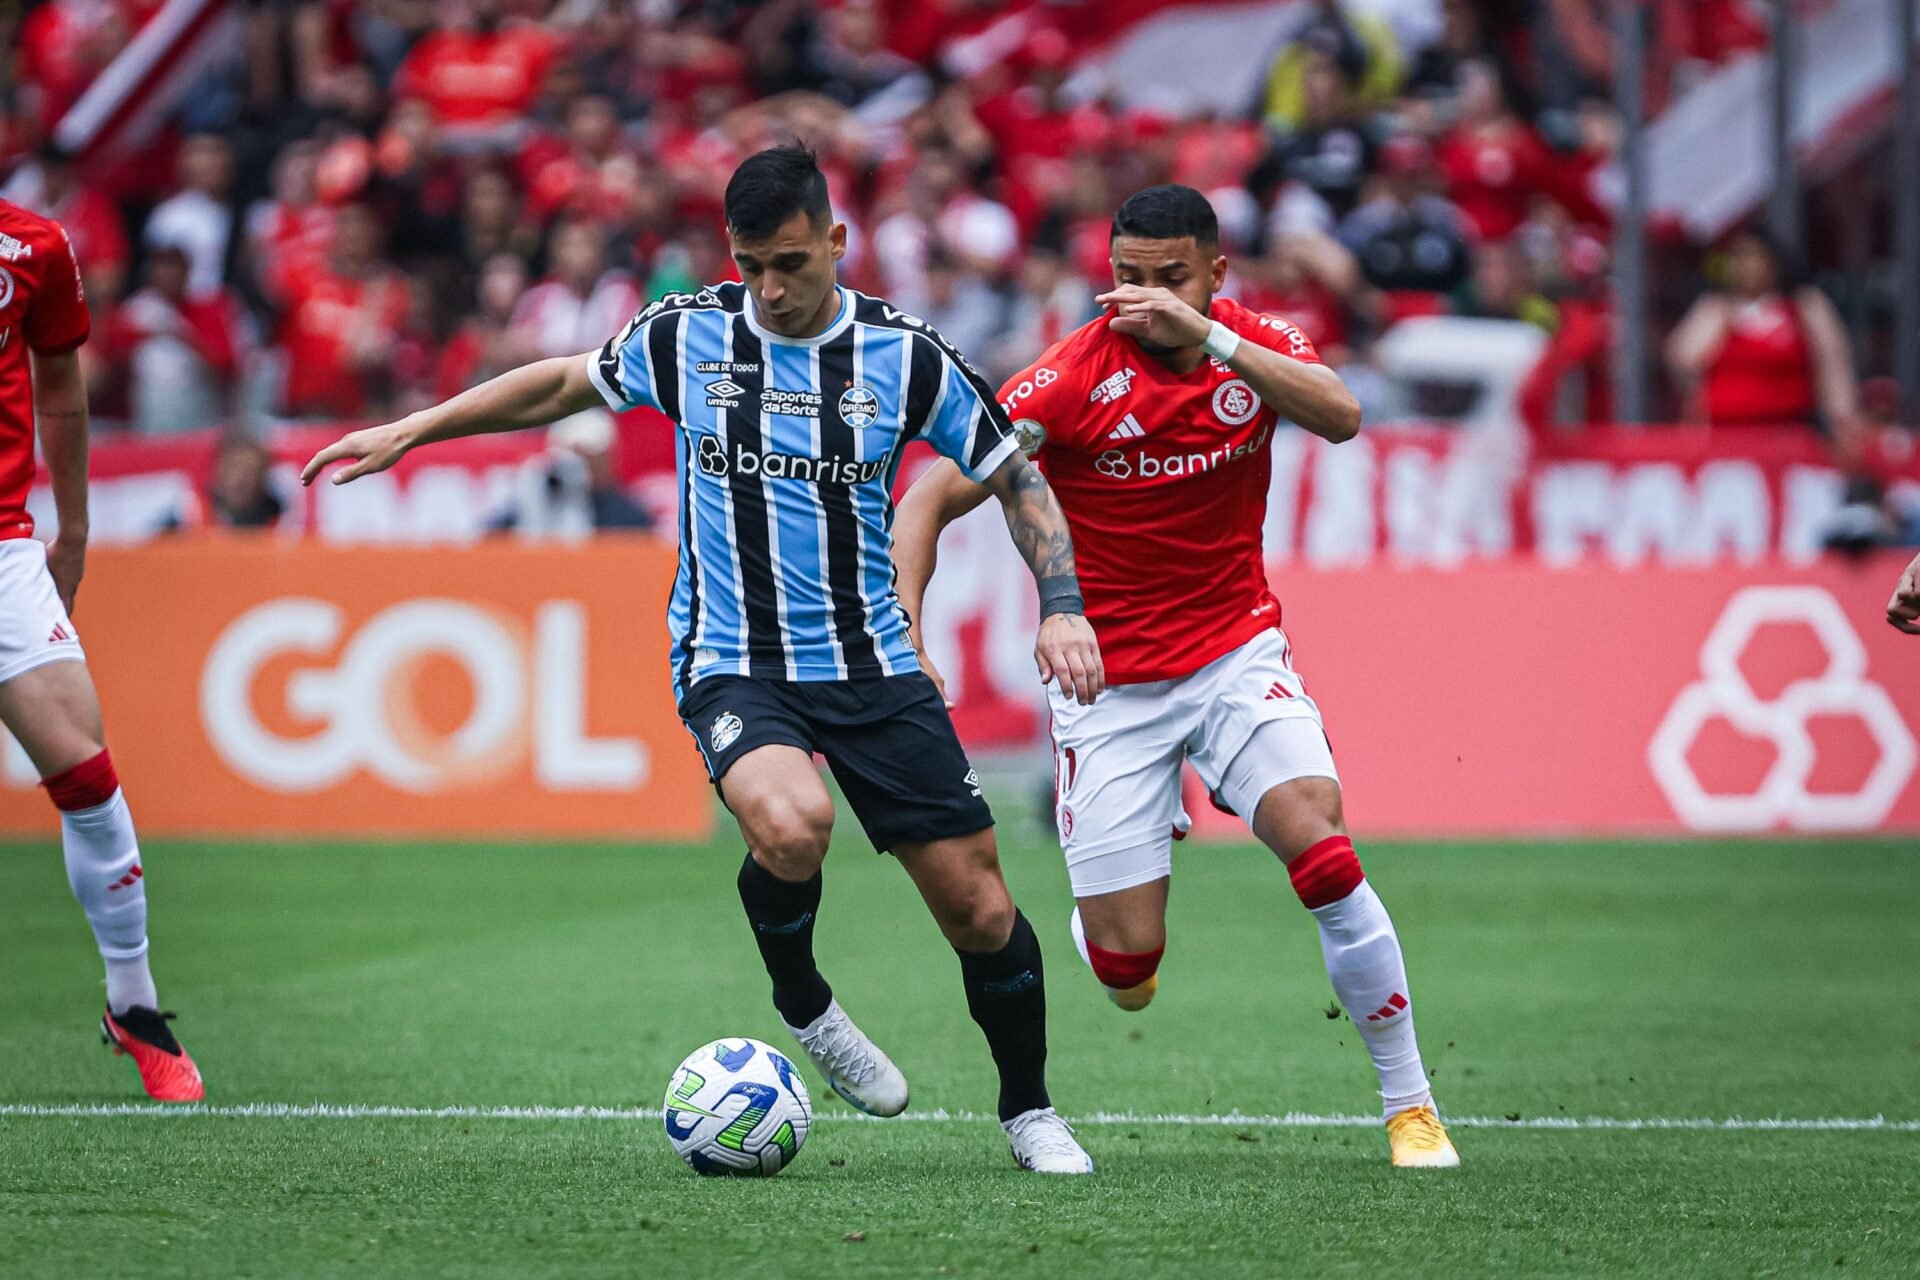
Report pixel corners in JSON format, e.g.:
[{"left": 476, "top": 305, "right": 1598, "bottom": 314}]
[
  {"left": 1086, "top": 942, "right": 1163, "bottom": 990},
  {"left": 1288, "top": 834, "right": 1364, "bottom": 909},
  {"left": 43, "top": 749, "right": 119, "bottom": 812}
]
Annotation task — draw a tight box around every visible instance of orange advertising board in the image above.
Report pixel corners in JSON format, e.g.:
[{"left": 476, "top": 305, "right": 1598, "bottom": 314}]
[
  {"left": 0, "top": 537, "right": 714, "bottom": 838},
  {"left": 3, "top": 539, "right": 1915, "bottom": 840},
  {"left": 1181, "top": 555, "right": 1920, "bottom": 836}
]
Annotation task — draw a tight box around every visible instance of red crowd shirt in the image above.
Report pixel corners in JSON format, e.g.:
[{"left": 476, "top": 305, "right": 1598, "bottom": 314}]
[
  {"left": 0, "top": 201, "right": 92, "bottom": 540},
  {"left": 997, "top": 296, "right": 1323, "bottom": 683},
  {"left": 1437, "top": 124, "right": 1540, "bottom": 242},
  {"left": 249, "top": 200, "right": 336, "bottom": 301},
  {"left": 277, "top": 263, "right": 408, "bottom": 418},
  {"left": 394, "top": 25, "right": 553, "bottom": 129},
  {"left": 1703, "top": 296, "right": 1815, "bottom": 426}
]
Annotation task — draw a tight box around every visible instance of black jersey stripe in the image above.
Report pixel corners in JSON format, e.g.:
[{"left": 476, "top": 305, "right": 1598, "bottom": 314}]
[
  {"left": 814, "top": 329, "right": 882, "bottom": 676},
  {"left": 657, "top": 312, "right": 704, "bottom": 691},
  {"left": 721, "top": 318, "right": 789, "bottom": 679},
  {"left": 648, "top": 311, "right": 683, "bottom": 421},
  {"left": 902, "top": 330, "right": 945, "bottom": 438}
]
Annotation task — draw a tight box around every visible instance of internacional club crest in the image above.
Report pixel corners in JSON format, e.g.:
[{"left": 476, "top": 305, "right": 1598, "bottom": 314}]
[
  {"left": 838, "top": 384, "right": 880, "bottom": 429},
  {"left": 1212, "top": 379, "right": 1258, "bottom": 426}
]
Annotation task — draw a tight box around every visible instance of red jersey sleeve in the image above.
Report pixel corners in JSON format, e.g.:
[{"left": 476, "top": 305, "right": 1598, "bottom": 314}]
[
  {"left": 995, "top": 353, "right": 1082, "bottom": 457},
  {"left": 1224, "top": 299, "right": 1324, "bottom": 366},
  {"left": 25, "top": 226, "right": 91, "bottom": 355}
]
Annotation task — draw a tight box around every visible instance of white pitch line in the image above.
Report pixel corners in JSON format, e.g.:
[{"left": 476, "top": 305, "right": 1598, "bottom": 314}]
[{"left": 0, "top": 1103, "right": 1915, "bottom": 1132}]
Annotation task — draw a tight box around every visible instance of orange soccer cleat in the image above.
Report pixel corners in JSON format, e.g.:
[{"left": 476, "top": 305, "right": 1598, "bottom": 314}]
[
  {"left": 101, "top": 1007, "right": 205, "bottom": 1103},
  {"left": 1386, "top": 1103, "right": 1460, "bottom": 1169}
]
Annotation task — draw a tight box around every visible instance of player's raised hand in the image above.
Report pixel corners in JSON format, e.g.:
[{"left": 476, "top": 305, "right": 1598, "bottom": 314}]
[
  {"left": 1036, "top": 612, "right": 1104, "bottom": 706},
  {"left": 1888, "top": 551, "right": 1920, "bottom": 634},
  {"left": 300, "top": 421, "right": 414, "bottom": 487},
  {"left": 1096, "top": 284, "right": 1212, "bottom": 350}
]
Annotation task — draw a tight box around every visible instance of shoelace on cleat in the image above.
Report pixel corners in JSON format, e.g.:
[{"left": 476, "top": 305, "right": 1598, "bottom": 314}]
[
  {"left": 1005, "top": 1111, "right": 1083, "bottom": 1161},
  {"left": 801, "top": 1015, "right": 881, "bottom": 1085},
  {"left": 1395, "top": 1108, "right": 1449, "bottom": 1148}
]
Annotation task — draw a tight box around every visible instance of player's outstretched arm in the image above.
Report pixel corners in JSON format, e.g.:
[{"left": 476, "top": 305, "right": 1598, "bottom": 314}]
[
  {"left": 30, "top": 349, "right": 90, "bottom": 615},
  {"left": 892, "top": 458, "right": 996, "bottom": 706},
  {"left": 300, "top": 354, "right": 605, "bottom": 486},
  {"left": 1889, "top": 551, "right": 1920, "bottom": 635},
  {"left": 1097, "top": 284, "right": 1361, "bottom": 442},
  {"left": 980, "top": 451, "right": 1104, "bottom": 705}
]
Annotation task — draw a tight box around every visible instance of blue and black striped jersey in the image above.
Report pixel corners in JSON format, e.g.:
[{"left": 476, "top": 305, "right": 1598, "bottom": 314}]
[{"left": 586, "top": 282, "right": 1018, "bottom": 699}]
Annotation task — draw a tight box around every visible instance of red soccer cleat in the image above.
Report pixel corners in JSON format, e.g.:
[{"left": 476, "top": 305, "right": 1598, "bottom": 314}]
[{"left": 101, "top": 1007, "right": 205, "bottom": 1102}]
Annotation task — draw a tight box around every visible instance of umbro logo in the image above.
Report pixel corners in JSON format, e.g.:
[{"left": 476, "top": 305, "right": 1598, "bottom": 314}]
[
  {"left": 964, "top": 767, "right": 981, "bottom": 797},
  {"left": 1089, "top": 369, "right": 1135, "bottom": 404},
  {"left": 1364, "top": 992, "right": 1409, "bottom": 1023},
  {"left": 1106, "top": 413, "right": 1144, "bottom": 440},
  {"left": 983, "top": 969, "right": 1038, "bottom": 994},
  {"left": 1262, "top": 681, "right": 1292, "bottom": 700},
  {"left": 704, "top": 378, "right": 746, "bottom": 408}
]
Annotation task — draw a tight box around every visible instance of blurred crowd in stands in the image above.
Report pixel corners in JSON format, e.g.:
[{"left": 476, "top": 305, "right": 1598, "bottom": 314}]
[{"left": 1, "top": 0, "right": 1902, "bottom": 528}]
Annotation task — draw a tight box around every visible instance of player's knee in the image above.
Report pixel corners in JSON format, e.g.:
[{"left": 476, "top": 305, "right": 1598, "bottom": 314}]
[
  {"left": 1287, "top": 833, "right": 1365, "bottom": 909},
  {"left": 750, "top": 795, "right": 834, "bottom": 879},
  {"left": 938, "top": 879, "right": 1015, "bottom": 952},
  {"left": 1255, "top": 776, "right": 1345, "bottom": 861},
  {"left": 41, "top": 746, "right": 118, "bottom": 812},
  {"left": 1087, "top": 941, "right": 1163, "bottom": 990}
]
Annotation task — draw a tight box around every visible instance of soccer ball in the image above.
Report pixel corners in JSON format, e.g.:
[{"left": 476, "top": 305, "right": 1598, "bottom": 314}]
[{"left": 663, "top": 1037, "right": 812, "bottom": 1176}]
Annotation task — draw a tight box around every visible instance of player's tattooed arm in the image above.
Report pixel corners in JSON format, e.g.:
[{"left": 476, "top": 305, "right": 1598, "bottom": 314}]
[
  {"left": 29, "top": 349, "right": 89, "bottom": 614},
  {"left": 983, "top": 451, "right": 1105, "bottom": 705},
  {"left": 301, "top": 354, "right": 605, "bottom": 486},
  {"left": 987, "top": 451, "right": 1076, "bottom": 581}
]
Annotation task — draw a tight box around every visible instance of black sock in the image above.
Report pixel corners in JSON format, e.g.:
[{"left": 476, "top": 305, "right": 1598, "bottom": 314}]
[
  {"left": 956, "top": 908, "right": 1050, "bottom": 1122},
  {"left": 737, "top": 853, "right": 833, "bottom": 1028}
]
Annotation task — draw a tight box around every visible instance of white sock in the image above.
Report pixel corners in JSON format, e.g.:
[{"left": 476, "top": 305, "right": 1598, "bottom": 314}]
[
  {"left": 1309, "top": 880, "right": 1431, "bottom": 1117},
  {"left": 62, "top": 788, "right": 158, "bottom": 1014}
]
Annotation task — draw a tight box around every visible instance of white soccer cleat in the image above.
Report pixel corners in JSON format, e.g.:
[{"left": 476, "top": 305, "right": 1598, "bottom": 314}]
[
  {"left": 1003, "top": 1107, "right": 1095, "bottom": 1174},
  {"left": 785, "top": 999, "right": 909, "bottom": 1117}
]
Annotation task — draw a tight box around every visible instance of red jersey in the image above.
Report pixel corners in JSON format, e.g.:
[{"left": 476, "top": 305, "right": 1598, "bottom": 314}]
[
  {"left": 276, "top": 262, "right": 408, "bottom": 418},
  {"left": 394, "top": 25, "right": 553, "bottom": 130},
  {"left": 1704, "top": 296, "right": 1814, "bottom": 426},
  {"left": 998, "top": 297, "right": 1323, "bottom": 683},
  {"left": 0, "top": 201, "right": 92, "bottom": 540}
]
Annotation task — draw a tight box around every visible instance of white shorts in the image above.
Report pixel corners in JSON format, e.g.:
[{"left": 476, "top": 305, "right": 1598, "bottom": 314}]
[
  {"left": 1048, "top": 628, "right": 1337, "bottom": 897},
  {"left": 0, "top": 538, "right": 85, "bottom": 685}
]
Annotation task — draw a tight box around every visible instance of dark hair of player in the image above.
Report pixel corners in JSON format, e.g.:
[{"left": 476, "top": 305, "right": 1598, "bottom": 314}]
[
  {"left": 725, "top": 146, "right": 833, "bottom": 241},
  {"left": 1110, "top": 184, "right": 1219, "bottom": 248}
]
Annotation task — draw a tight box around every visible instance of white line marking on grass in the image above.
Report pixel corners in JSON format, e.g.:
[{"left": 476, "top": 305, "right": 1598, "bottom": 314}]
[{"left": 1, "top": 1103, "right": 1915, "bottom": 1132}]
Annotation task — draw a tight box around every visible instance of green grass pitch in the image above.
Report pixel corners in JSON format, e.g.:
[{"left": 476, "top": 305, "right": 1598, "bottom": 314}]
[{"left": 3, "top": 793, "right": 1918, "bottom": 1278}]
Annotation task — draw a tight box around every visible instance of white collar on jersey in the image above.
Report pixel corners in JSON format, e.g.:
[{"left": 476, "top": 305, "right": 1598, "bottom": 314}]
[{"left": 741, "top": 285, "right": 856, "bottom": 347}]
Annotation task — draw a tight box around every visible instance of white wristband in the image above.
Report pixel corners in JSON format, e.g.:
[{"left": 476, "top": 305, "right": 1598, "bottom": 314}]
[{"left": 1200, "top": 319, "right": 1241, "bottom": 362}]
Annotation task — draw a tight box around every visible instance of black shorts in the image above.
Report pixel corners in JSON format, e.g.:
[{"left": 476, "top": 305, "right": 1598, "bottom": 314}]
[{"left": 677, "top": 672, "right": 994, "bottom": 853}]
